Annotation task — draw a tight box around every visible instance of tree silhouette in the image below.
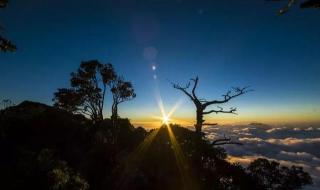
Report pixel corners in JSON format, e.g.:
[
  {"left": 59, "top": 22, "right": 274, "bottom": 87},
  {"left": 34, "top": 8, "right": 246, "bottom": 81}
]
[
  {"left": 173, "top": 76, "right": 251, "bottom": 133},
  {"left": 268, "top": 0, "right": 320, "bottom": 14},
  {"left": 247, "top": 158, "right": 312, "bottom": 189},
  {"left": 0, "top": 0, "right": 16, "bottom": 52},
  {"left": 111, "top": 77, "right": 136, "bottom": 127},
  {"left": 300, "top": 0, "right": 320, "bottom": 8},
  {"left": 53, "top": 60, "right": 116, "bottom": 123},
  {"left": 0, "top": 99, "right": 14, "bottom": 110}
]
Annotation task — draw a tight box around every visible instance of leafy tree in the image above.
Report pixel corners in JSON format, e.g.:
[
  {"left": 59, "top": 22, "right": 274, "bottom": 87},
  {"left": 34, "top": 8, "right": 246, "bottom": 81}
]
[
  {"left": 111, "top": 77, "right": 136, "bottom": 127},
  {"left": 52, "top": 89, "right": 83, "bottom": 113},
  {"left": 247, "top": 158, "right": 312, "bottom": 189},
  {"left": 53, "top": 60, "right": 116, "bottom": 123},
  {"left": 0, "top": 0, "right": 16, "bottom": 52}
]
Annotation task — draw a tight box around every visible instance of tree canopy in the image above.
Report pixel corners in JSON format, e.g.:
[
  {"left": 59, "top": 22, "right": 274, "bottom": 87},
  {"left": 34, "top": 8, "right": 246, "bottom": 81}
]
[
  {"left": 0, "top": 0, "right": 16, "bottom": 52},
  {"left": 53, "top": 60, "right": 118, "bottom": 123},
  {"left": 53, "top": 60, "right": 136, "bottom": 124},
  {"left": 111, "top": 77, "right": 136, "bottom": 123}
]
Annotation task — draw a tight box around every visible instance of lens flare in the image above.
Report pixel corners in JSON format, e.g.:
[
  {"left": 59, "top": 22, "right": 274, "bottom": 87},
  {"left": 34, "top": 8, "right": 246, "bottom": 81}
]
[
  {"left": 155, "top": 89, "right": 185, "bottom": 126},
  {"left": 162, "top": 115, "right": 170, "bottom": 125}
]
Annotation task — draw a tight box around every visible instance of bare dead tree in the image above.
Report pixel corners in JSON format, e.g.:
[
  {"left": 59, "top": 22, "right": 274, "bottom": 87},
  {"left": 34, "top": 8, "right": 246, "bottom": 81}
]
[{"left": 172, "top": 76, "right": 251, "bottom": 134}]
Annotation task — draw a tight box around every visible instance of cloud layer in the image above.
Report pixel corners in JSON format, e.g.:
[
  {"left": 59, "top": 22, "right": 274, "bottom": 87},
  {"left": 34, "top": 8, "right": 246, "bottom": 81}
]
[{"left": 203, "top": 123, "right": 320, "bottom": 189}]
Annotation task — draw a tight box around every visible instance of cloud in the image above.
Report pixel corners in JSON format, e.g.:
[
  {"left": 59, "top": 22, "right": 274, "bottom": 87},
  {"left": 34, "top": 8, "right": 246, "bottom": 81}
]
[
  {"left": 266, "top": 127, "right": 283, "bottom": 133},
  {"left": 278, "top": 151, "right": 320, "bottom": 164},
  {"left": 266, "top": 137, "right": 320, "bottom": 145},
  {"left": 238, "top": 137, "right": 263, "bottom": 142},
  {"left": 203, "top": 124, "right": 320, "bottom": 188}
]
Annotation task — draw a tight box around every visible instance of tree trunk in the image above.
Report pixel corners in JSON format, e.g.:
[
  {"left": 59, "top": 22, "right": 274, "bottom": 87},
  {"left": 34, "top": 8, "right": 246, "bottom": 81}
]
[
  {"left": 111, "top": 102, "right": 119, "bottom": 144},
  {"left": 97, "top": 110, "right": 103, "bottom": 123},
  {"left": 111, "top": 102, "right": 118, "bottom": 127},
  {"left": 195, "top": 108, "right": 204, "bottom": 134}
]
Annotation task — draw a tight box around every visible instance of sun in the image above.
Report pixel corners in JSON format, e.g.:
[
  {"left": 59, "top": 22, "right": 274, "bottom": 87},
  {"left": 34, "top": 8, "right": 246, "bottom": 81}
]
[{"left": 162, "top": 115, "right": 170, "bottom": 125}]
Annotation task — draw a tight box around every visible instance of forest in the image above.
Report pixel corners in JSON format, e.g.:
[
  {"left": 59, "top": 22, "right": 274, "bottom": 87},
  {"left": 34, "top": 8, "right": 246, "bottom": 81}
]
[{"left": 0, "top": 61, "right": 313, "bottom": 190}]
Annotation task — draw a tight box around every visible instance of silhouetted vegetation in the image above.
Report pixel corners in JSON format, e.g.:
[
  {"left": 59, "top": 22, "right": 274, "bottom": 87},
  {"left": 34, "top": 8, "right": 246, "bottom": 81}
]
[
  {"left": 269, "top": 0, "right": 320, "bottom": 14},
  {"left": 0, "top": 101, "right": 312, "bottom": 190},
  {"left": 173, "top": 77, "right": 251, "bottom": 134},
  {"left": 0, "top": 0, "right": 16, "bottom": 52},
  {"left": 53, "top": 60, "right": 135, "bottom": 125},
  {"left": 0, "top": 99, "right": 14, "bottom": 110},
  {"left": 248, "top": 158, "right": 313, "bottom": 189},
  {"left": 111, "top": 77, "right": 136, "bottom": 129}
]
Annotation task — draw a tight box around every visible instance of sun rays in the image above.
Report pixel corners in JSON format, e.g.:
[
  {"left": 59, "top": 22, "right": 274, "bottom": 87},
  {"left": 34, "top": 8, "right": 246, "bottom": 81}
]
[
  {"left": 116, "top": 92, "right": 196, "bottom": 189},
  {"left": 154, "top": 91, "right": 185, "bottom": 126},
  {"left": 166, "top": 125, "right": 197, "bottom": 189},
  {"left": 156, "top": 94, "right": 196, "bottom": 189},
  {"left": 115, "top": 127, "right": 160, "bottom": 189}
]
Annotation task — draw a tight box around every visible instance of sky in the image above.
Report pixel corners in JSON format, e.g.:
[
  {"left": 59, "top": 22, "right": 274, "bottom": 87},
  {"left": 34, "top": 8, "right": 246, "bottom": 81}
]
[{"left": 1, "top": 0, "right": 320, "bottom": 128}]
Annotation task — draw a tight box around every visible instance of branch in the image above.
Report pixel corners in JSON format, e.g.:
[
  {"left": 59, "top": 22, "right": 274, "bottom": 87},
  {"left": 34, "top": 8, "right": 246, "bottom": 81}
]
[
  {"left": 212, "top": 135, "right": 243, "bottom": 146},
  {"left": 198, "top": 98, "right": 208, "bottom": 103},
  {"left": 76, "top": 109, "right": 92, "bottom": 117},
  {"left": 203, "top": 86, "right": 252, "bottom": 107},
  {"left": 118, "top": 95, "right": 135, "bottom": 104},
  {"left": 202, "top": 123, "right": 218, "bottom": 126},
  {"left": 278, "top": 0, "right": 296, "bottom": 14},
  {"left": 190, "top": 76, "right": 198, "bottom": 99},
  {"left": 172, "top": 82, "right": 195, "bottom": 101},
  {"left": 0, "top": 35, "right": 16, "bottom": 52},
  {"left": 203, "top": 106, "right": 237, "bottom": 115}
]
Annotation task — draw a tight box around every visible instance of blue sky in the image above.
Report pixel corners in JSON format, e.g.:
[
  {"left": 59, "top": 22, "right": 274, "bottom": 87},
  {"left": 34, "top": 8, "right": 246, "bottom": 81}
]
[{"left": 1, "top": 0, "right": 320, "bottom": 127}]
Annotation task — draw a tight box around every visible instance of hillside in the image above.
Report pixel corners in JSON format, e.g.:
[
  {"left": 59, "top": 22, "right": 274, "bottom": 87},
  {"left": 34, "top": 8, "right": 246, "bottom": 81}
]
[{"left": 0, "top": 101, "right": 312, "bottom": 190}]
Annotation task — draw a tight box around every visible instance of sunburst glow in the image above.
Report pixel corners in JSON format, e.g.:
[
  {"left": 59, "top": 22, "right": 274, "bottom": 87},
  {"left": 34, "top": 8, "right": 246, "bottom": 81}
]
[
  {"left": 162, "top": 115, "right": 170, "bottom": 125},
  {"left": 154, "top": 90, "right": 185, "bottom": 126}
]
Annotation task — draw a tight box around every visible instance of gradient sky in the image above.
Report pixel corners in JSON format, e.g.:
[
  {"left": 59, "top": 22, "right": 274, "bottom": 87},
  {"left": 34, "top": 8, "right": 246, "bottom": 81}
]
[{"left": 1, "top": 0, "right": 320, "bottom": 128}]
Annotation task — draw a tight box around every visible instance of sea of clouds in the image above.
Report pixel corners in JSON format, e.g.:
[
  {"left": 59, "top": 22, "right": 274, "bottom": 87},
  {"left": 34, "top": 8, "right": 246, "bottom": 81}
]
[{"left": 202, "top": 123, "right": 320, "bottom": 189}]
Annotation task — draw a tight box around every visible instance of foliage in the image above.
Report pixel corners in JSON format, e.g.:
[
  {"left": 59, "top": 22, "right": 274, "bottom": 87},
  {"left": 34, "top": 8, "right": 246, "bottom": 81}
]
[
  {"left": 0, "top": 101, "right": 313, "bottom": 190},
  {"left": 53, "top": 60, "right": 136, "bottom": 125},
  {"left": 270, "top": 0, "right": 320, "bottom": 15},
  {"left": 248, "top": 158, "right": 313, "bottom": 190},
  {"left": 38, "top": 149, "right": 89, "bottom": 190},
  {"left": 111, "top": 77, "right": 136, "bottom": 126},
  {"left": 53, "top": 60, "right": 116, "bottom": 123},
  {"left": 0, "top": 0, "right": 16, "bottom": 52}
]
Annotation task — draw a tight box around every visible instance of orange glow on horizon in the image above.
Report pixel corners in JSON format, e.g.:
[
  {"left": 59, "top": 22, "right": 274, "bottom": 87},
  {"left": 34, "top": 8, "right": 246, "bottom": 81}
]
[
  {"left": 128, "top": 87, "right": 320, "bottom": 129},
  {"left": 131, "top": 112, "right": 320, "bottom": 129}
]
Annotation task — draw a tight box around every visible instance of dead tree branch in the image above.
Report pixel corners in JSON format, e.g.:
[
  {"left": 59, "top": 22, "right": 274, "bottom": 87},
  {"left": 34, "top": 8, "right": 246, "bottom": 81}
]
[
  {"left": 172, "top": 76, "right": 251, "bottom": 133},
  {"left": 212, "top": 135, "right": 243, "bottom": 146}
]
